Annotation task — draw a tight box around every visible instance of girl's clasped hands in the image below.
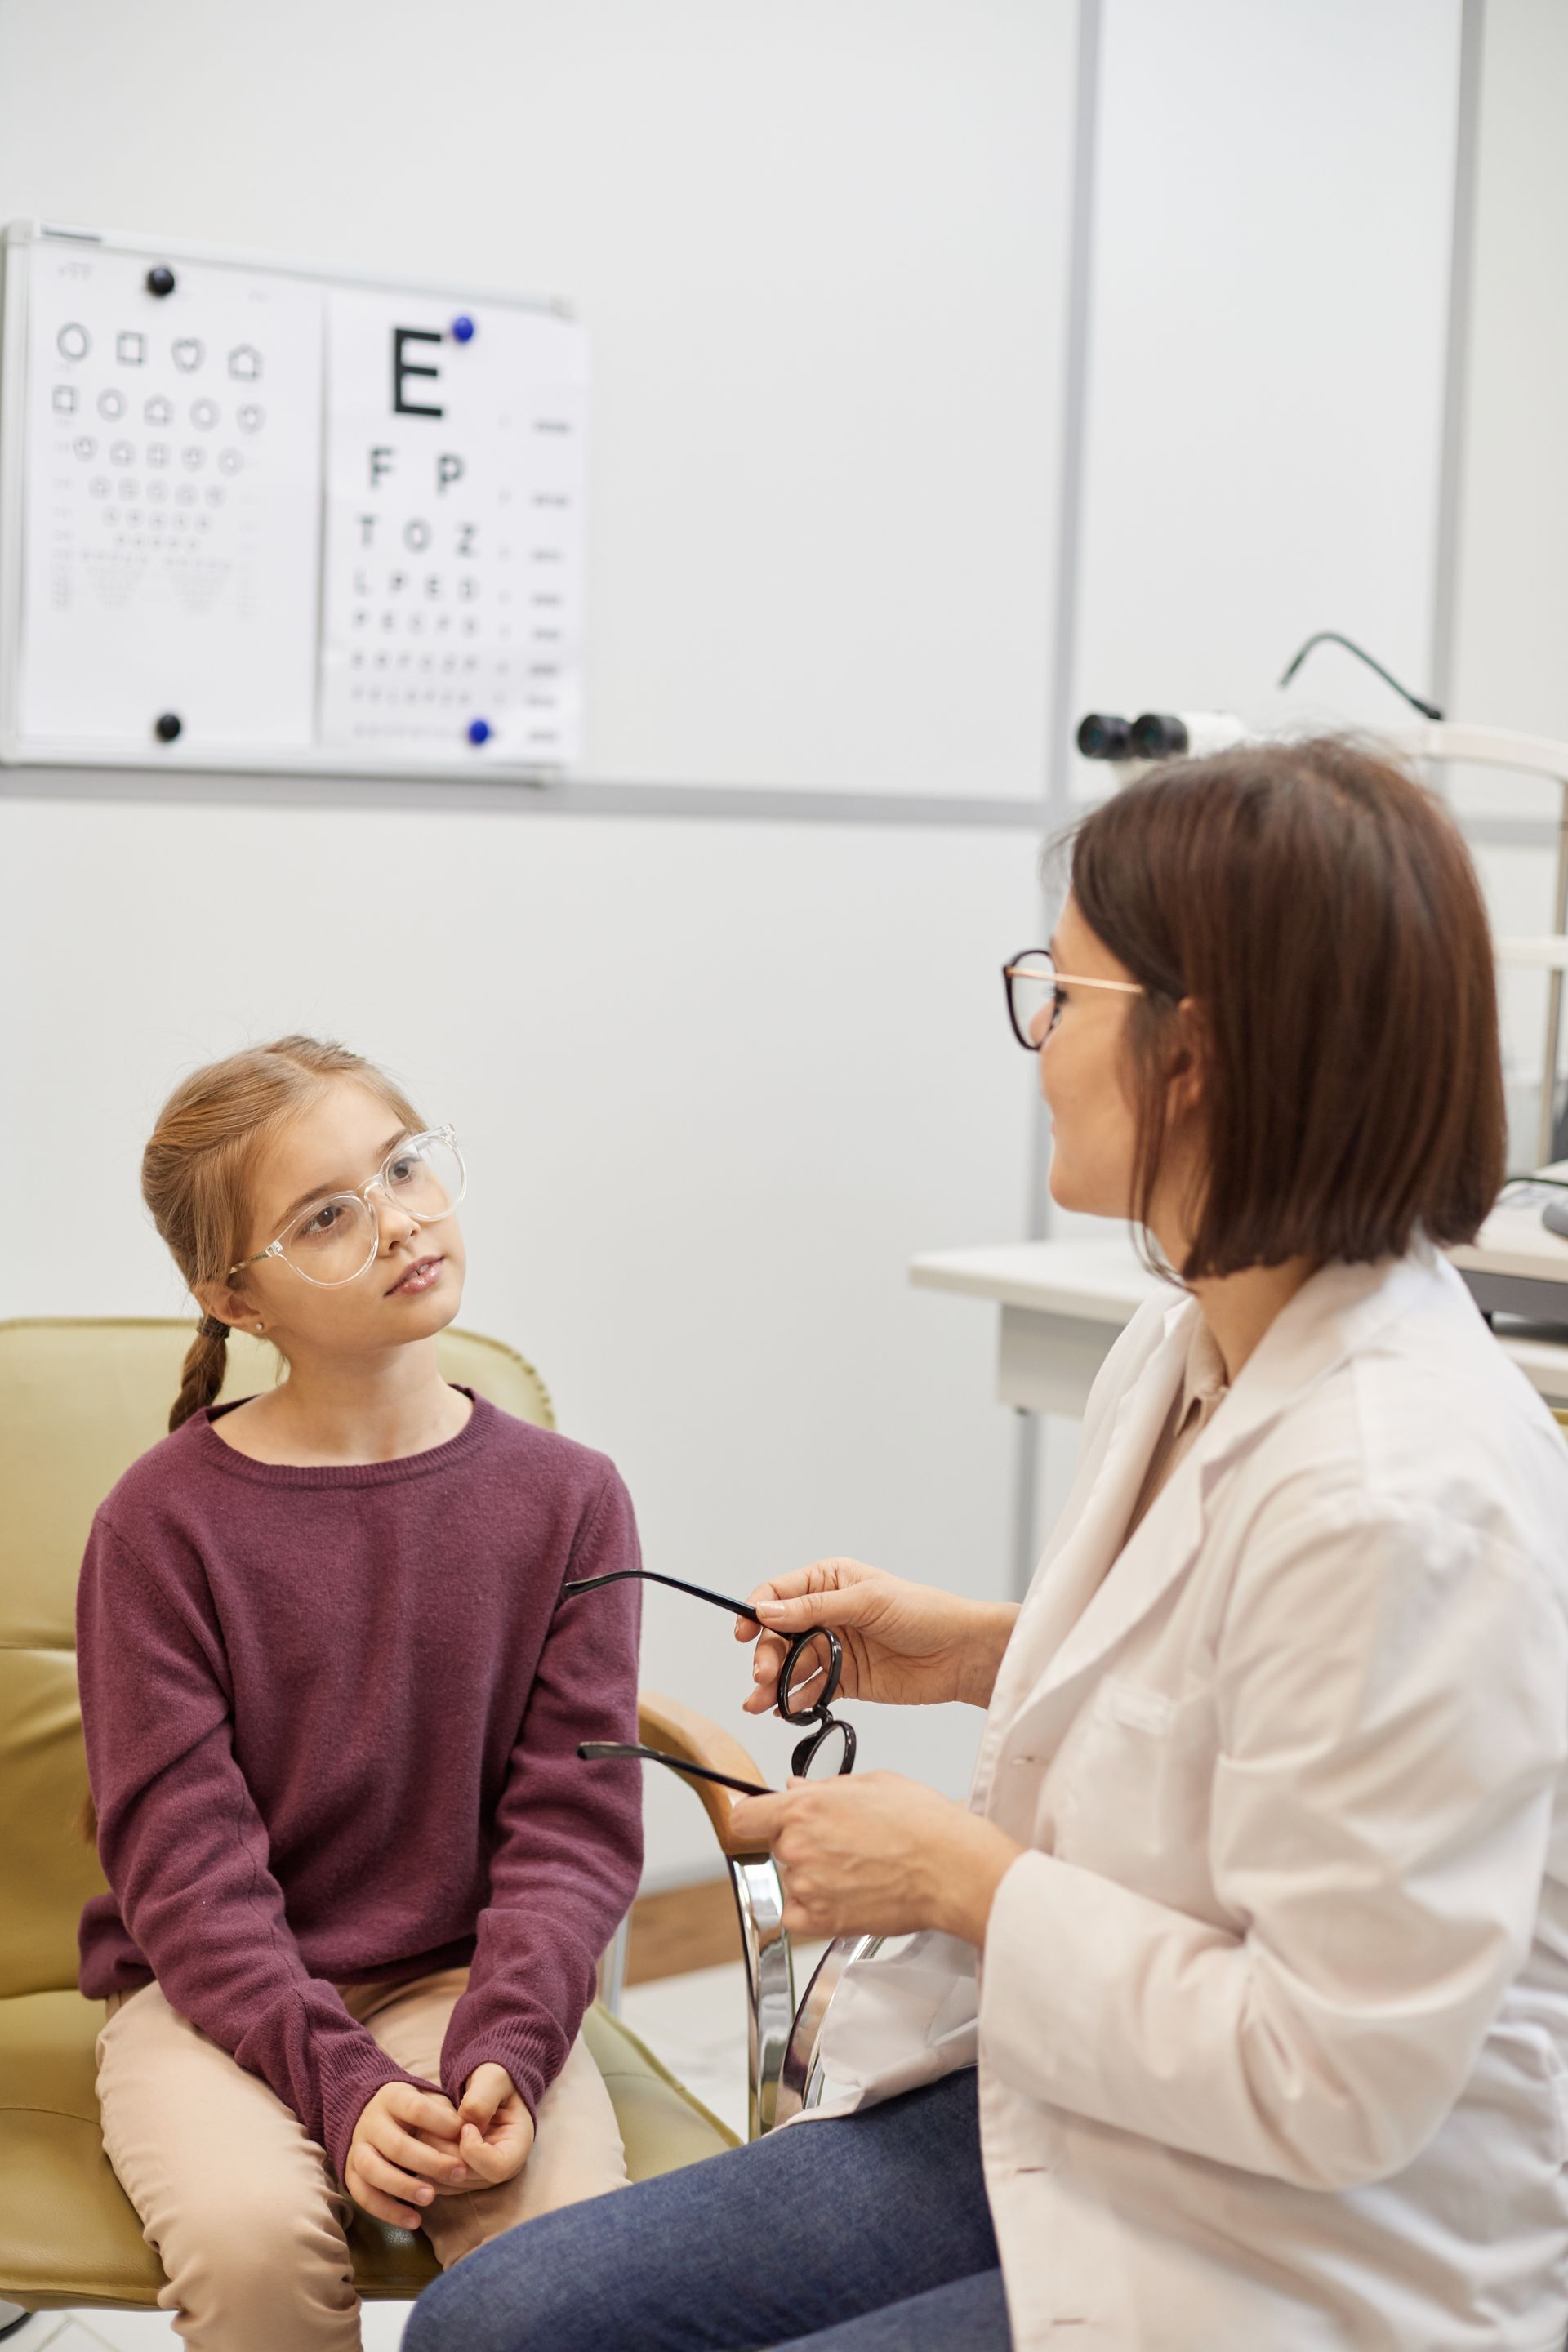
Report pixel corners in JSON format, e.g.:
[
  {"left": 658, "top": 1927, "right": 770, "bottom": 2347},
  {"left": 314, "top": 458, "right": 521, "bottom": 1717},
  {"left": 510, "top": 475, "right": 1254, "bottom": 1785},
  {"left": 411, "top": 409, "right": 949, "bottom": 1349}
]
[{"left": 345, "top": 2064, "right": 533, "bottom": 2231}]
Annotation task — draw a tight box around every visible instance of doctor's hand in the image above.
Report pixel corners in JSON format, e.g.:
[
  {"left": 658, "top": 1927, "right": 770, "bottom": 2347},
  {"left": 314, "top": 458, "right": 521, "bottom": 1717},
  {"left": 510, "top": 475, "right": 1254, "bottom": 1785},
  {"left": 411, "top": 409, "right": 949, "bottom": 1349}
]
[
  {"left": 729, "top": 1771, "right": 1023, "bottom": 1949},
  {"left": 456, "top": 2064, "right": 535, "bottom": 2189},
  {"left": 737, "top": 1557, "right": 1017, "bottom": 1717}
]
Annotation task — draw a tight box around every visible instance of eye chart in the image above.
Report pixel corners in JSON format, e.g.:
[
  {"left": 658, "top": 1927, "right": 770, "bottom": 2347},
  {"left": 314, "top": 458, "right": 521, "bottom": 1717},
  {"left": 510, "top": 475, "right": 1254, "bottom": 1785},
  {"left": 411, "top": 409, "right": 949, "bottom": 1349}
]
[
  {"left": 0, "top": 222, "right": 589, "bottom": 777},
  {"left": 321, "top": 292, "right": 587, "bottom": 763}
]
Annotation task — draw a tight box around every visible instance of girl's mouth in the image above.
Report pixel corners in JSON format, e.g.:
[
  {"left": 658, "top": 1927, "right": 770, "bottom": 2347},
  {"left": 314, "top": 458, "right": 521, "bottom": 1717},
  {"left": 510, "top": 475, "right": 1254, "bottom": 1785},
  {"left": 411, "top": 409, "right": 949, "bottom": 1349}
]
[{"left": 387, "top": 1255, "right": 444, "bottom": 1296}]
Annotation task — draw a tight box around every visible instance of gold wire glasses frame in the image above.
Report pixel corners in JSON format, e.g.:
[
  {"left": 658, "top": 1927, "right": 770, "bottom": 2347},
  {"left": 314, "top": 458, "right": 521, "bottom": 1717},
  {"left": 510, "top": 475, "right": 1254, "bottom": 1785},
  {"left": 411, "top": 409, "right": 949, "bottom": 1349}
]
[
  {"left": 1002, "top": 950, "right": 1144, "bottom": 1051},
  {"left": 227, "top": 1125, "right": 467, "bottom": 1287}
]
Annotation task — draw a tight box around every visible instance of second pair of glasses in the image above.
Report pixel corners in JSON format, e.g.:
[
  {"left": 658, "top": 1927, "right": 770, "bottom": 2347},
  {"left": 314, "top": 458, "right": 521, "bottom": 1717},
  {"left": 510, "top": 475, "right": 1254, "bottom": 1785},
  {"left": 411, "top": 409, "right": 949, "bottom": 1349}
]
[{"left": 560, "top": 1567, "right": 858, "bottom": 1798}]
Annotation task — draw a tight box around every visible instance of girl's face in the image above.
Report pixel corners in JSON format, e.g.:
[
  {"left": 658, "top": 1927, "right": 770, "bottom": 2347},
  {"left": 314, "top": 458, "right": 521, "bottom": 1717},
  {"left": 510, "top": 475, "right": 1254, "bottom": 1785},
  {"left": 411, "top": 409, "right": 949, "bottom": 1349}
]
[{"left": 212, "top": 1079, "right": 466, "bottom": 1361}]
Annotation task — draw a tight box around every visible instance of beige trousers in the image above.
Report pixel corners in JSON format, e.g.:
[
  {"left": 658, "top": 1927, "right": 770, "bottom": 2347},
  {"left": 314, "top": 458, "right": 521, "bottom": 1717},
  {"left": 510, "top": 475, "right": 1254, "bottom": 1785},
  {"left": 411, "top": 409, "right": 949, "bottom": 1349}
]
[{"left": 95, "top": 1968, "right": 630, "bottom": 2352}]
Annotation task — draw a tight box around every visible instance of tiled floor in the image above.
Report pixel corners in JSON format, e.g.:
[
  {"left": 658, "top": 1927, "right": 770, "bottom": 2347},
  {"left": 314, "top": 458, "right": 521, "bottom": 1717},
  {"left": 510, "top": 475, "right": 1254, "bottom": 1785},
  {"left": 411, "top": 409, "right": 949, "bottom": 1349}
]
[{"left": 16, "top": 1948, "right": 812, "bottom": 2352}]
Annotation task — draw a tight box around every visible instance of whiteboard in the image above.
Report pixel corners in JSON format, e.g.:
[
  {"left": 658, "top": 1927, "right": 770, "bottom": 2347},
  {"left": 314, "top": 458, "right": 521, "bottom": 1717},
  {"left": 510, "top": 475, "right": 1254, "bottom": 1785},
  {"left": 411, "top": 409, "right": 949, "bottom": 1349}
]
[{"left": 0, "top": 221, "right": 589, "bottom": 778}]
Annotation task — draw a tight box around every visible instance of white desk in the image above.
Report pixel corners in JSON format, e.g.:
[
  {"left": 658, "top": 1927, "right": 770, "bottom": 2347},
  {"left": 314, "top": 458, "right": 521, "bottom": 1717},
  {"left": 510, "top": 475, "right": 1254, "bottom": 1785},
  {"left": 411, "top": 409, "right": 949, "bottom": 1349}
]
[{"left": 911, "top": 1235, "right": 1568, "bottom": 1417}]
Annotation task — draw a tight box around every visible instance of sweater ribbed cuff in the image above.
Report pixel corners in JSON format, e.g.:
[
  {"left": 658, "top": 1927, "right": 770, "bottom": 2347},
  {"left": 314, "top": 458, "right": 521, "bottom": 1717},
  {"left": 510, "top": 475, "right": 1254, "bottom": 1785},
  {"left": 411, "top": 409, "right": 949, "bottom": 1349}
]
[
  {"left": 442, "top": 2023, "right": 563, "bottom": 2121},
  {"left": 318, "top": 2040, "right": 442, "bottom": 2185}
]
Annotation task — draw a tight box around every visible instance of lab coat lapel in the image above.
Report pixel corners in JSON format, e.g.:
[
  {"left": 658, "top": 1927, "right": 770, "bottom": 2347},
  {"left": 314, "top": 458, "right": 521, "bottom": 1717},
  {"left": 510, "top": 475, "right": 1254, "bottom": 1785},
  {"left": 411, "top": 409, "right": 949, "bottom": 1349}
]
[
  {"left": 989, "top": 1298, "right": 1201, "bottom": 1731},
  {"left": 1004, "top": 1250, "right": 1445, "bottom": 1729}
]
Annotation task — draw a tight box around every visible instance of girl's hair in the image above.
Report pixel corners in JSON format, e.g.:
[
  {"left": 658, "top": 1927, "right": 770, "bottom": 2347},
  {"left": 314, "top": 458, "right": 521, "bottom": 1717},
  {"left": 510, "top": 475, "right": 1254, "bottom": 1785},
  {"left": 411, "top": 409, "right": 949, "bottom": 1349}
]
[
  {"left": 1062, "top": 736, "right": 1506, "bottom": 1281},
  {"left": 145, "top": 1036, "right": 423, "bottom": 1432}
]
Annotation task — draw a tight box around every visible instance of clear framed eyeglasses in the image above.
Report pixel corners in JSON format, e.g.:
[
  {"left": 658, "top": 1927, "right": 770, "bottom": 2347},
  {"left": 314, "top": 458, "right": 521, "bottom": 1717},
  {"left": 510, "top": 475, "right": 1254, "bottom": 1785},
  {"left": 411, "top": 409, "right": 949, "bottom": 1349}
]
[
  {"left": 229, "top": 1125, "right": 467, "bottom": 1288},
  {"left": 1002, "top": 948, "right": 1144, "bottom": 1049}
]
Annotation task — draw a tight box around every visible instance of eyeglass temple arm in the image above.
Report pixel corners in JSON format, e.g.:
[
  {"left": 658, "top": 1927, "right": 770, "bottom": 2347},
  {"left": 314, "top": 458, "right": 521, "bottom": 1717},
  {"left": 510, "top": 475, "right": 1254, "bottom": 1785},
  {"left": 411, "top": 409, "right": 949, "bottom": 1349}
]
[
  {"left": 579, "top": 1741, "right": 777, "bottom": 1799},
  {"left": 562, "top": 1566, "right": 766, "bottom": 1624}
]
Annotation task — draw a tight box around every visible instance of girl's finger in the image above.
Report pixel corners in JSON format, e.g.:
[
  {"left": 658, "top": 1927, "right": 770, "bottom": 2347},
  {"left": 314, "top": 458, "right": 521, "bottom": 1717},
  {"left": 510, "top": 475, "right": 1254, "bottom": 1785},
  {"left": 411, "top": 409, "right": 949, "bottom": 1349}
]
[
  {"left": 358, "top": 2144, "right": 435, "bottom": 2205},
  {"left": 460, "top": 2120, "right": 512, "bottom": 2182},
  {"left": 355, "top": 2179, "right": 424, "bottom": 2230},
  {"left": 388, "top": 2086, "right": 466, "bottom": 2142},
  {"left": 373, "top": 2115, "right": 471, "bottom": 2185},
  {"left": 351, "top": 2148, "right": 431, "bottom": 2226}
]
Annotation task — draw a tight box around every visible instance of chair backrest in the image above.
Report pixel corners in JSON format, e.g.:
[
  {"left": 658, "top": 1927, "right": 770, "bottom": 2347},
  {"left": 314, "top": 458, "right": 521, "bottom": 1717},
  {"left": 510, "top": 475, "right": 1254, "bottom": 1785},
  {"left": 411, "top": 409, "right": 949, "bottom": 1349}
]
[{"left": 0, "top": 1317, "right": 553, "bottom": 2001}]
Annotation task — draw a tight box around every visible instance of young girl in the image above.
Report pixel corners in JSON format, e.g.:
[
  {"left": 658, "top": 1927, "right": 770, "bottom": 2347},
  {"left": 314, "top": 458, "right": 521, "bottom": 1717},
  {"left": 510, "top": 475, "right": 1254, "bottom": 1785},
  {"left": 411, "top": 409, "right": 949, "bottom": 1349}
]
[{"left": 77, "top": 1035, "right": 643, "bottom": 2352}]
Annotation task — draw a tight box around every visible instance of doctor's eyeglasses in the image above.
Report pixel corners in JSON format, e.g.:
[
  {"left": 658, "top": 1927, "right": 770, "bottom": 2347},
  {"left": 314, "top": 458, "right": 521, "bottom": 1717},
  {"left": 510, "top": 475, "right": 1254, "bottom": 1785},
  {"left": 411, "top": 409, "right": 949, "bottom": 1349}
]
[
  {"left": 560, "top": 1567, "right": 858, "bottom": 1799},
  {"left": 1002, "top": 949, "right": 1144, "bottom": 1050},
  {"left": 228, "top": 1126, "right": 466, "bottom": 1287}
]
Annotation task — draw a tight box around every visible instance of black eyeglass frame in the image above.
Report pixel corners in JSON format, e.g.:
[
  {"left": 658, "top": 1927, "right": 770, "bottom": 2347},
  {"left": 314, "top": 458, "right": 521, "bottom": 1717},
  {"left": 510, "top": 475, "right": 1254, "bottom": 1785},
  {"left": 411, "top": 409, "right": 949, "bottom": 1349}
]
[
  {"left": 1001, "top": 948, "right": 1145, "bottom": 1053},
  {"left": 559, "top": 1567, "right": 858, "bottom": 1781}
]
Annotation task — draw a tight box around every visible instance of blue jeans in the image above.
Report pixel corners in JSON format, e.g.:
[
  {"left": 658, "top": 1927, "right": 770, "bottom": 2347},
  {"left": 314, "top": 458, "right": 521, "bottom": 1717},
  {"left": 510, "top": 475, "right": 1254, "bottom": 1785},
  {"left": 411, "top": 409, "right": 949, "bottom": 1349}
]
[{"left": 401, "top": 2066, "right": 1009, "bottom": 2352}]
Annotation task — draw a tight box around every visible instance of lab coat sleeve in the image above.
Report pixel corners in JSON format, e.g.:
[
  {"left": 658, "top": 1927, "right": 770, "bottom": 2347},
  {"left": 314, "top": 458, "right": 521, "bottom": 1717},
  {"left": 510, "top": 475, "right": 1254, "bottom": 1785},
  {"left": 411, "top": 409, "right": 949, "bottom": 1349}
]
[{"left": 977, "top": 1495, "right": 1568, "bottom": 2189}]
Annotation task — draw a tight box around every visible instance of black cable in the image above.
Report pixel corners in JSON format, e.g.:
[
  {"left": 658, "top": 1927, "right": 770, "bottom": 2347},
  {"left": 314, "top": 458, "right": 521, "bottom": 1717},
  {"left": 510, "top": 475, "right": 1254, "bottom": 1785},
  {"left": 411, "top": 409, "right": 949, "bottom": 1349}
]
[{"left": 1277, "top": 631, "right": 1443, "bottom": 723}]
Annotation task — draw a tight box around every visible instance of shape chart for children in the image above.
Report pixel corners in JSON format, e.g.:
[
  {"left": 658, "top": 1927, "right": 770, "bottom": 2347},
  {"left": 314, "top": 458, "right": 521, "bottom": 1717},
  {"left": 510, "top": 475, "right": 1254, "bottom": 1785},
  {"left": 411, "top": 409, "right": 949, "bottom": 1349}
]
[
  {"left": 320, "top": 292, "right": 587, "bottom": 764},
  {"left": 13, "top": 238, "right": 323, "bottom": 751},
  {"left": 0, "top": 223, "right": 589, "bottom": 777}
]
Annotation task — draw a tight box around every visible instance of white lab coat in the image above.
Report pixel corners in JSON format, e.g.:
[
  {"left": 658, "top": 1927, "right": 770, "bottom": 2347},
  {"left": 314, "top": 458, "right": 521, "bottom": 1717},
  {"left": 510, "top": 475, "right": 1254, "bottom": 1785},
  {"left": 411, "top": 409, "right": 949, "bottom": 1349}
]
[{"left": 815, "top": 1245, "right": 1568, "bottom": 2349}]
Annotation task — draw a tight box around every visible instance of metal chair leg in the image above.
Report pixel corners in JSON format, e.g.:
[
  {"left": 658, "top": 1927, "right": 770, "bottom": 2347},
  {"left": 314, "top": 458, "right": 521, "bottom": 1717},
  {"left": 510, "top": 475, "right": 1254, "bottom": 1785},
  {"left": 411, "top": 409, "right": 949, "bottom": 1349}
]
[
  {"left": 727, "top": 1855, "right": 796, "bottom": 2137},
  {"left": 774, "top": 1935, "right": 882, "bottom": 2127}
]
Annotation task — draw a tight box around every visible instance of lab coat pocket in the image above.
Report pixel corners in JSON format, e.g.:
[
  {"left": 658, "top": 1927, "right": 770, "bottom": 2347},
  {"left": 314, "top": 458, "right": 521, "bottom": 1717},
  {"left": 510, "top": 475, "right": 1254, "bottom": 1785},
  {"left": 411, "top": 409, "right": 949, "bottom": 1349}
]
[{"left": 1057, "top": 1673, "right": 1218, "bottom": 1909}]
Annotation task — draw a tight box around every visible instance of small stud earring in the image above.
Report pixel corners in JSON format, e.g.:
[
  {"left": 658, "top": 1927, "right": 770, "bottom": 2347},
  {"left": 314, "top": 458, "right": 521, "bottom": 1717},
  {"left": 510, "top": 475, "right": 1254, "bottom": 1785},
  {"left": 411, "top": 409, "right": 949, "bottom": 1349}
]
[{"left": 255, "top": 1321, "right": 265, "bottom": 1333}]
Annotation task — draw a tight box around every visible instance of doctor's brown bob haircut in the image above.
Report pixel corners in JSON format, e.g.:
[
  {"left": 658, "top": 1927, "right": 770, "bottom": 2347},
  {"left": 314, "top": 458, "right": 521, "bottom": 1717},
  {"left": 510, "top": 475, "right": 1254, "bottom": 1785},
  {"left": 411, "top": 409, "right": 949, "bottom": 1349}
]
[{"left": 1064, "top": 736, "right": 1506, "bottom": 1281}]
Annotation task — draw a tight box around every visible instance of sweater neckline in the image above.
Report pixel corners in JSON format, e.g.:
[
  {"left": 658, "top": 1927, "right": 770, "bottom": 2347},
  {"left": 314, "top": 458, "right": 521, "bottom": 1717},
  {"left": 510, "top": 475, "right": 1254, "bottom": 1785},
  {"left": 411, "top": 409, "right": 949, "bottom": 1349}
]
[{"left": 194, "top": 1385, "right": 493, "bottom": 1488}]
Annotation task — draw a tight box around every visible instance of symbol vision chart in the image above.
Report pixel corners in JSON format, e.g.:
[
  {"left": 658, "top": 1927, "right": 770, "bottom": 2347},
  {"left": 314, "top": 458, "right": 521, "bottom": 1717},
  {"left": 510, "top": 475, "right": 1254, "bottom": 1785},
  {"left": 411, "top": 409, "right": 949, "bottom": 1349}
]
[{"left": 16, "top": 238, "right": 323, "bottom": 748}]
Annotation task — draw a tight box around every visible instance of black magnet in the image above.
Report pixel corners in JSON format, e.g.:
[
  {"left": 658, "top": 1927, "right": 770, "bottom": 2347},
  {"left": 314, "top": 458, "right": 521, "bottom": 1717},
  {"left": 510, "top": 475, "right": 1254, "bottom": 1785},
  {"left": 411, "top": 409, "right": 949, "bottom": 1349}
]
[
  {"left": 145, "top": 266, "right": 177, "bottom": 298},
  {"left": 153, "top": 711, "right": 182, "bottom": 742}
]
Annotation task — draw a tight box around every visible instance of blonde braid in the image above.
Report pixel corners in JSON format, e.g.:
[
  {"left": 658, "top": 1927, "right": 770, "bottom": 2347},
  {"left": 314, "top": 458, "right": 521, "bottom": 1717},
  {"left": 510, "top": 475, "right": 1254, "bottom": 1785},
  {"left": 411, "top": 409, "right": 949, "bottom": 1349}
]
[{"left": 169, "top": 1319, "right": 231, "bottom": 1434}]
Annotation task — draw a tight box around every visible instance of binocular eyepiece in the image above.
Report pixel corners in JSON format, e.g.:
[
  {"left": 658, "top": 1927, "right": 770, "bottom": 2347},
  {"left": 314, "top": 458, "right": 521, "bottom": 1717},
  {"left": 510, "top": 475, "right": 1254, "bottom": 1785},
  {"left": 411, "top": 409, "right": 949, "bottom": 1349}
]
[{"left": 1076, "top": 710, "right": 1249, "bottom": 763}]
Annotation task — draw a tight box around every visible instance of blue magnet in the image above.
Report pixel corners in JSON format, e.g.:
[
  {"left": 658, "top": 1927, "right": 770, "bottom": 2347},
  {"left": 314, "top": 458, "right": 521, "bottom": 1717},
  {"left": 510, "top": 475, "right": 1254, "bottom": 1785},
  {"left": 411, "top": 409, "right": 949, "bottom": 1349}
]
[
  {"left": 450, "top": 314, "right": 476, "bottom": 345},
  {"left": 467, "top": 717, "right": 492, "bottom": 746}
]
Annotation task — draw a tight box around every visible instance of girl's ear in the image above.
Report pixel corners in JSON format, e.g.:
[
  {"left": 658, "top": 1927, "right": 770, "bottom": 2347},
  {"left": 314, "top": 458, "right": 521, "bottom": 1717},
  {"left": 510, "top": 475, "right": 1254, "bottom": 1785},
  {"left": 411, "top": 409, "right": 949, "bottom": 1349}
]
[{"left": 194, "top": 1278, "right": 260, "bottom": 1334}]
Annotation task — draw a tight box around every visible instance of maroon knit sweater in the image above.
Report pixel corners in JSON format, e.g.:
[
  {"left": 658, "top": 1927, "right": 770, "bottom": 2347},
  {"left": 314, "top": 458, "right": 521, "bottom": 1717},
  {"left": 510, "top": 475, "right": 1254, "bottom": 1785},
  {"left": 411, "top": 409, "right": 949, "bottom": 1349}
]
[{"left": 76, "top": 1390, "right": 642, "bottom": 2183}]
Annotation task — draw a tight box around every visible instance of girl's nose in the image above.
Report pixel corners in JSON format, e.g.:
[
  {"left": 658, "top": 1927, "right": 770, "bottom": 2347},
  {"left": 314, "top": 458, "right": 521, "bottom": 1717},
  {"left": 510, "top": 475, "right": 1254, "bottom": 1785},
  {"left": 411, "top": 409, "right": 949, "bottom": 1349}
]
[{"left": 367, "top": 1180, "right": 420, "bottom": 1240}]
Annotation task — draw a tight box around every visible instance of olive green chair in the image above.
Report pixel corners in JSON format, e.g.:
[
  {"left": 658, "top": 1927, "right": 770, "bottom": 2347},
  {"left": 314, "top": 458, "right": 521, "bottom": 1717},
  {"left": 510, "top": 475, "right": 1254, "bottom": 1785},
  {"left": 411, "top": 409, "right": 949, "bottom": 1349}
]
[{"left": 0, "top": 1317, "right": 791, "bottom": 2317}]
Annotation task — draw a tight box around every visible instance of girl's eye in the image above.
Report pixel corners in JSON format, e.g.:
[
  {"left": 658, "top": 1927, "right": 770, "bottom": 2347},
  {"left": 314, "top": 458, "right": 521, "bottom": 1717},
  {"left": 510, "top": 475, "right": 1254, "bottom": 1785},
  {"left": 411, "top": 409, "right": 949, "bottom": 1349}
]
[
  {"left": 300, "top": 1201, "right": 342, "bottom": 1237},
  {"left": 386, "top": 1155, "right": 419, "bottom": 1187}
]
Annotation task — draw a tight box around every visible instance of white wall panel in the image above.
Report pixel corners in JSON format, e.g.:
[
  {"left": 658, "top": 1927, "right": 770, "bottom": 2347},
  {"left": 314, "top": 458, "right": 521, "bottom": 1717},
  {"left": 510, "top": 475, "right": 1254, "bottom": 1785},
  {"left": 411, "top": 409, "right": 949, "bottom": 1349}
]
[
  {"left": 1449, "top": 0, "right": 1568, "bottom": 823},
  {"left": 1072, "top": 0, "right": 1461, "bottom": 761}
]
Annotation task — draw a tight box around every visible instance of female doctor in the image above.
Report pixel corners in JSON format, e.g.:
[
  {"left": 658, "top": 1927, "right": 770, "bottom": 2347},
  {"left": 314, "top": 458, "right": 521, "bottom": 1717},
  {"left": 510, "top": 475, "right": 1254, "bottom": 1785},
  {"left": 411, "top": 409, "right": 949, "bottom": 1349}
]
[{"left": 407, "top": 738, "right": 1568, "bottom": 2352}]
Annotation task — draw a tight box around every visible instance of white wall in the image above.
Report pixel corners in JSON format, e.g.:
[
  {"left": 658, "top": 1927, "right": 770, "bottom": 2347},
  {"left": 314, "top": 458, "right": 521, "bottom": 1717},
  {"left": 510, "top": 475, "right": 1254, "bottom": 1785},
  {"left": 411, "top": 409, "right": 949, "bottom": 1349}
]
[
  {"left": 0, "top": 0, "right": 1078, "bottom": 1885},
  {"left": 0, "top": 0, "right": 1075, "bottom": 801},
  {"left": 1448, "top": 0, "right": 1568, "bottom": 1126},
  {"left": 0, "top": 2, "right": 1512, "bottom": 1896},
  {"left": 0, "top": 795, "right": 1040, "bottom": 1878},
  {"left": 1073, "top": 0, "right": 1463, "bottom": 760},
  {"left": 1031, "top": 0, "right": 1468, "bottom": 1544}
]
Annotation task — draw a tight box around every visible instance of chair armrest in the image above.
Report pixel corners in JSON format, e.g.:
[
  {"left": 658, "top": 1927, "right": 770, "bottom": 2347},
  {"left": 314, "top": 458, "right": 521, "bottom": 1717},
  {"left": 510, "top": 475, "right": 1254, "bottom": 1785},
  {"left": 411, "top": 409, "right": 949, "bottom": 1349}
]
[{"left": 637, "top": 1690, "right": 772, "bottom": 1860}]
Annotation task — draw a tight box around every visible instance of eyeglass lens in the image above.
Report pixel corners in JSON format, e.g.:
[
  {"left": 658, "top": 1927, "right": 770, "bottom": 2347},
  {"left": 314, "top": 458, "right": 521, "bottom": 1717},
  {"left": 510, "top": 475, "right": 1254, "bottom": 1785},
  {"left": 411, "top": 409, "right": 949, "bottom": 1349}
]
[
  {"left": 791, "top": 1715, "right": 857, "bottom": 1778},
  {"left": 280, "top": 1131, "right": 466, "bottom": 1285},
  {"left": 1004, "top": 950, "right": 1058, "bottom": 1051},
  {"left": 777, "top": 1629, "right": 841, "bottom": 1722}
]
